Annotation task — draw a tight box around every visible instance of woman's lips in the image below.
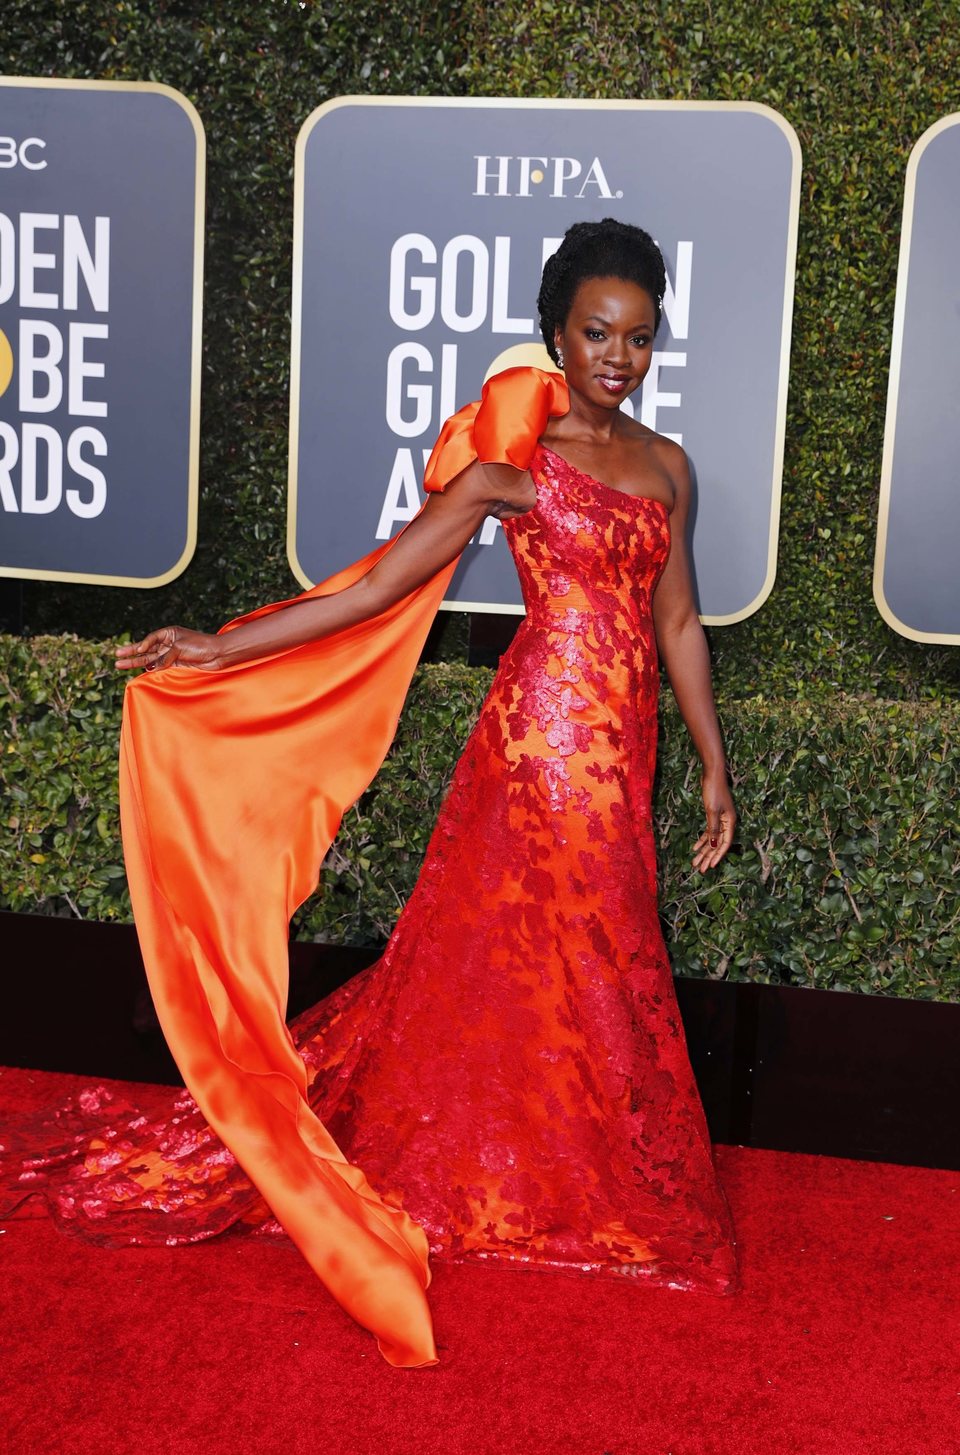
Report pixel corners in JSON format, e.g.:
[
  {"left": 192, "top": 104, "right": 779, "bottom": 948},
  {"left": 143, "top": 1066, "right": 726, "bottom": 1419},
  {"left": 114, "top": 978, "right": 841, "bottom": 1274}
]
[{"left": 596, "top": 375, "right": 630, "bottom": 394}]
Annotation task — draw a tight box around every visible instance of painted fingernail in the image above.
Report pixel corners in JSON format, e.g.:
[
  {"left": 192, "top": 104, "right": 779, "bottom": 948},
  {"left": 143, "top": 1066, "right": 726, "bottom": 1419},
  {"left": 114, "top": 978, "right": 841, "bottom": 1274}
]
[{"left": 710, "top": 838, "right": 717, "bottom": 847}]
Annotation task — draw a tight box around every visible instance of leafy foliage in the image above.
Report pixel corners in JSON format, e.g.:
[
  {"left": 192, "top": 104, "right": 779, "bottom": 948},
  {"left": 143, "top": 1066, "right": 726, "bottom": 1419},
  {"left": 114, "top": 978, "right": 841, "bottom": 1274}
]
[
  {"left": 655, "top": 694, "right": 959, "bottom": 1001},
  {"left": 3, "top": 636, "right": 957, "bottom": 1002},
  {"left": 1, "top": 635, "right": 129, "bottom": 919}
]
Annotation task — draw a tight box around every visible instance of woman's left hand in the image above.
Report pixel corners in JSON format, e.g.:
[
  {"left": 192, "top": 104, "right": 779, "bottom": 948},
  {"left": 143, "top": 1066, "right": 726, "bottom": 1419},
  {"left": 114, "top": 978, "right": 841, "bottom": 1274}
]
[{"left": 691, "top": 765, "right": 736, "bottom": 874}]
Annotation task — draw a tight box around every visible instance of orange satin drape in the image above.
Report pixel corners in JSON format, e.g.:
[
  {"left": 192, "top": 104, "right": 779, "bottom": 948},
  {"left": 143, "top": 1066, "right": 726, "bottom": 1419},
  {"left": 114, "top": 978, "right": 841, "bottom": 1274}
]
[{"left": 118, "top": 367, "right": 569, "bottom": 1367}]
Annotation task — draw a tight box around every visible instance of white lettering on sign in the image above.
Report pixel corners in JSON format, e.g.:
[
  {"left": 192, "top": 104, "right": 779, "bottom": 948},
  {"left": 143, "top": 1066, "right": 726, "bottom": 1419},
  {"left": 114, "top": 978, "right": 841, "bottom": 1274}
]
[
  {"left": 0, "top": 212, "right": 110, "bottom": 310},
  {"left": 19, "top": 320, "right": 63, "bottom": 412},
  {"left": 0, "top": 422, "right": 109, "bottom": 519},
  {"left": 387, "top": 231, "right": 690, "bottom": 341},
  {"left": 639, "top": 352, "right": 687, "bottom": 443},
  {"left": 0, "top": 137, "right": 47, "bottom": 170},
  {"left": 473, "top": 155, "right": 619, "bottom": 200},
  {"left": 0, "top": 212, "right": 112, "bottom": 519},
  {"left": 375, "top": 447, "right": 430, "bottom": 539},
  {"left": 661, "top": 241, "right": 692, "bottom": 340},
  {"left": 17, "top": 320, "right": 108, "bottom": 417},
  {"left": 385, "top": 342, "right": 458, "bottom": 439}
]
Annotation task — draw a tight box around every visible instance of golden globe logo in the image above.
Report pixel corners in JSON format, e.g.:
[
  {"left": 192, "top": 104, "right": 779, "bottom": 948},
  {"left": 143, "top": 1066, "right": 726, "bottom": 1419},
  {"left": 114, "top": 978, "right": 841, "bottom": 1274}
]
[{"left": 473, "top": 155, "right": 622, "bottom": 200}]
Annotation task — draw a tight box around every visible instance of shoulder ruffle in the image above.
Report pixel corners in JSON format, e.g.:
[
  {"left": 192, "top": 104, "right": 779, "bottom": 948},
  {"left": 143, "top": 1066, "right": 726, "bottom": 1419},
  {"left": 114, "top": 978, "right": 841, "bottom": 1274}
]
[{"left": 423, "top": 366, "right": 569, "bottom": 493}]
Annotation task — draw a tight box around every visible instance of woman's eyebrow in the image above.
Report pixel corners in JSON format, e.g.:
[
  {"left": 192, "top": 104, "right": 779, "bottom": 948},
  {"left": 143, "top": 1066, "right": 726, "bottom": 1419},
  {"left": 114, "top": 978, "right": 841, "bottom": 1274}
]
[{"left": 584, "top": 314, "right": 654, "bottom": 329}]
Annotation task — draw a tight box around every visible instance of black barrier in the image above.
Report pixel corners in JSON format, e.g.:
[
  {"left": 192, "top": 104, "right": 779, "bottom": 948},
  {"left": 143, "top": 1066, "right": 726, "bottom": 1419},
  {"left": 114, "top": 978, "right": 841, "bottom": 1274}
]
[{"left": 3, "top": 911, "right": 958, "bottom": 1171}]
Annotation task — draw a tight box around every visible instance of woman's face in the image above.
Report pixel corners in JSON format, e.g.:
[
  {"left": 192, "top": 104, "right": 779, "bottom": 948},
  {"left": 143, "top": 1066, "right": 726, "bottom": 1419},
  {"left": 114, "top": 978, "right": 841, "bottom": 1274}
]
[{"left": 554, "top": 275, "right": 657, "bottom": 411}]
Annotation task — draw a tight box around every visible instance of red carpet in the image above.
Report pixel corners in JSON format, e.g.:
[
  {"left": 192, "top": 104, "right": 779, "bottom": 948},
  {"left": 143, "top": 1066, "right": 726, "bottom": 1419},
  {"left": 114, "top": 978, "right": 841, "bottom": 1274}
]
[{"left": 1, "top": 1066, "right": 957, "bottom": 1455}]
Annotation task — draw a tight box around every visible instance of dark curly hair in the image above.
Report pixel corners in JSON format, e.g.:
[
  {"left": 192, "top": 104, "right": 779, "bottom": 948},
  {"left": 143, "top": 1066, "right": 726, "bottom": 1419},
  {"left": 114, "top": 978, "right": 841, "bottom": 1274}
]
[{"left": 537, "top": 218, "right": 667, "bottom": 365}]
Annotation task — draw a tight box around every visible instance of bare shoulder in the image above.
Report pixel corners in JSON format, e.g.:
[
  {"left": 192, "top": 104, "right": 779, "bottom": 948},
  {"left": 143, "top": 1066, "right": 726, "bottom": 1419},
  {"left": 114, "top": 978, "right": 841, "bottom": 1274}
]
[
  {"left": 620, "top": 418, "right": 686, "bottom": 465},
  {"left": 646, "top": 432, "right": 691, "bottom": 491},
  {"left": 618, "top": 421, "right": 691, "bottom": 506}
]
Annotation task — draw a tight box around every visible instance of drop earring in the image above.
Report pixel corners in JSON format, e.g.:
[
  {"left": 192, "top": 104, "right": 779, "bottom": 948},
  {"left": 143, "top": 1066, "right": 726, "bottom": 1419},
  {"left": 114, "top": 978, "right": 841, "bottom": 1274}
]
[{"left": 556, "top": 350, "right": 565, "bottom": 370}]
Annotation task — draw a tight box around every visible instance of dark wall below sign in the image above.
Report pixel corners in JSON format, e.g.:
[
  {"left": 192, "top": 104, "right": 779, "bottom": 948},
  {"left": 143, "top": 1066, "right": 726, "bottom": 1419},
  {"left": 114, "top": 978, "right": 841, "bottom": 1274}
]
[{"left": 2, "top": 911, "right": 957, "bottom": 1172}]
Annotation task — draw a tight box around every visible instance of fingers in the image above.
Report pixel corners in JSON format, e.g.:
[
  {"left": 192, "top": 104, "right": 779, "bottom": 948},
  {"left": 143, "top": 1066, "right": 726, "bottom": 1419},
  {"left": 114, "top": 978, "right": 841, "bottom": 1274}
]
[
  {"left": 691, "top": 806, "right": 737, "bottom": 875},
  {"left": 114, "top": 630, "right": 174, "bottom": 673},
  {"left": 115, "top": 653, "right": 163, "bottom": 672},
  {"left": 115, "top": 645, "right": 152, "bottom": 670}
]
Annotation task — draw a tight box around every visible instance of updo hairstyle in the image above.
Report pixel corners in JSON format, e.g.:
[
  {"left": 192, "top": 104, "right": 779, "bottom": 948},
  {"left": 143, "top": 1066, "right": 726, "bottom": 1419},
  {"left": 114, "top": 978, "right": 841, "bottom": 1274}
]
[{"left": 537, "top": 218, "right": 667, "bottom": 366}]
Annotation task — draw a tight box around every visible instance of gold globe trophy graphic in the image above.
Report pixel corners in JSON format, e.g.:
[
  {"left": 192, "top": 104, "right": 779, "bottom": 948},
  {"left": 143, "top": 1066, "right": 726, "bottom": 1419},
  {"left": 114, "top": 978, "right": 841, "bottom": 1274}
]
[
  {"left": 484, "top": 342, "right": 558, "bottom": 384},
  {"left": 0, "top": 328, "right": 12, "bottom": 399}
]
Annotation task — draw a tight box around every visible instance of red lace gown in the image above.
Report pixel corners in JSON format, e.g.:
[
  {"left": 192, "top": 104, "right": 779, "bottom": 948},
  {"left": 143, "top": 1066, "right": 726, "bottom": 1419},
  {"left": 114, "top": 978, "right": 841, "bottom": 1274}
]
[{"left": 1, "top": 441, "right": 738, "bottom": 1299}]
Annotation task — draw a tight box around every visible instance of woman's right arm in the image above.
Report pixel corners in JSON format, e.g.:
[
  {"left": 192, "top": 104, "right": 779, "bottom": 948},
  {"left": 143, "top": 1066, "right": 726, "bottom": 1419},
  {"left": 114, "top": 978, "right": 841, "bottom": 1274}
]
[{"left": 115, "top": 461, "right": 532, "bottom": 673}]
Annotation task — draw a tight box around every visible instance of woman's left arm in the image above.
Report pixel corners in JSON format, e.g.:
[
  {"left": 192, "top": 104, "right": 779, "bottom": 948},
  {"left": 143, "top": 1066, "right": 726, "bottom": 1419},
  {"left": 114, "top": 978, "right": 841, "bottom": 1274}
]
[{"left": 651, "top": 442, "right": 736, "bottom": 874}]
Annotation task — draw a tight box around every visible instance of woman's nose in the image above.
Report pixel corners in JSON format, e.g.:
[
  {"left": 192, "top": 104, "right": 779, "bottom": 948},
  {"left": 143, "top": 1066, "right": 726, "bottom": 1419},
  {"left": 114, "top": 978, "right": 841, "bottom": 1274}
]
[{"left": 603, "top": 342, "right": 630, "bottom": 366}]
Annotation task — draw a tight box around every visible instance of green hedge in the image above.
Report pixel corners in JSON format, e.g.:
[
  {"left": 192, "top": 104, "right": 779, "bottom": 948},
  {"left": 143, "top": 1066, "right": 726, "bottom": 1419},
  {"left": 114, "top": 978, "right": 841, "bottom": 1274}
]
[
  {"left": 3, "top": 635, "right": 957, "bottom": 1002},
  {"left": 1, "top": 0, "right": 959, "bottom": 699}
]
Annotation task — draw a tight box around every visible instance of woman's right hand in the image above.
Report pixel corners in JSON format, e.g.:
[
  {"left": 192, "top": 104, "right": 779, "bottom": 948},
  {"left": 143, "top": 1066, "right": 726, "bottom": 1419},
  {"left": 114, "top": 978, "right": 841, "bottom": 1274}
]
[{"left": 114, "top": 626, "right": 224, "bottom": 674}]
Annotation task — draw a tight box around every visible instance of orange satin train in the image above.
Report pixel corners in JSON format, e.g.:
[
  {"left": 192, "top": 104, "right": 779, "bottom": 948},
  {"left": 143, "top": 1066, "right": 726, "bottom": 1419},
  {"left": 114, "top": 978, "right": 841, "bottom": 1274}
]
[{"left": 118, "top": 367, "right": 569, "bottom": 1368}]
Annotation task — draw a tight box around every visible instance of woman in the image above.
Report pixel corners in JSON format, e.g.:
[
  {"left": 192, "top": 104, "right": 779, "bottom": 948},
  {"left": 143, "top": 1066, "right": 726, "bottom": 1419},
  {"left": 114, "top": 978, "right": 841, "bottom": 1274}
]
[{"left": 4, "top": 219, "right": 739, "bottom": 1369}]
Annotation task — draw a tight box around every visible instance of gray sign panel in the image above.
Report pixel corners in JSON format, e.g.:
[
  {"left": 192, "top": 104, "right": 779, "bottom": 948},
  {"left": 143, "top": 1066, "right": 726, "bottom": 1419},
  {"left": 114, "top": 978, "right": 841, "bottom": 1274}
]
[
  {"left": 874, "top": 115, "right": 960, "bottom": 645},
  {"left": 0, "top": 78, "right": 203, "bottom": 586},
  {"left": 289, "top": 97, "right": 800, "bottom": 620}
]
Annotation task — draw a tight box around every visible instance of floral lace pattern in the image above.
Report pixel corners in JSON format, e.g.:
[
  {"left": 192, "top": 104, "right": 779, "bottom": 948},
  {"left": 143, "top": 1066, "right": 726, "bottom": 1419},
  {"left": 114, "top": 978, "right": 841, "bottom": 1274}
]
[{"left": 1, "top": 442, "right": 738, "bottom": 1295}]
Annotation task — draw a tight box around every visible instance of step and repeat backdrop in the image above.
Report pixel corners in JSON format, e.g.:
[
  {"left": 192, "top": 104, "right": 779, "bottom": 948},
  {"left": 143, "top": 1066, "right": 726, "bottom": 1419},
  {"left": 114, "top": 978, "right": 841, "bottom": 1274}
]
[{"left": 0, "top": 80, "right": 956, "bottom": 642}]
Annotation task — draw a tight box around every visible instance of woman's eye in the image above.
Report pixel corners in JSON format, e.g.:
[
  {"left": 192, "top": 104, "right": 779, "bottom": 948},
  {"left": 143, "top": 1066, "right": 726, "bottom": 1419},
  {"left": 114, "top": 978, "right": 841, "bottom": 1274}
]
[
  {"left": 586, "top": 329, "right": 605, "bottom": 340},
  {"left": 631, "top": 336, "right": 652, "bottom": 348}
]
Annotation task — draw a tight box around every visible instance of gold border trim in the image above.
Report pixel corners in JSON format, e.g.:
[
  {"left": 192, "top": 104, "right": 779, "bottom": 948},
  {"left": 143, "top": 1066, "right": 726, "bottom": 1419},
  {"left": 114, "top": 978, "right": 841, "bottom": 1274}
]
[
  {"left": 437, "top": 598, "right": 525, "bottom": 618},
  {"left": 286, "top": 97, "right": 311, "bottom": 589},
  {"left": 287, "top": 96, "right": 801, "bottom": 620},
  {"left": 0, "top": 75, "right": 205, "bottom": 589},
  {"left": 872, "top": 112, "right": 960, "bottom": 646}
]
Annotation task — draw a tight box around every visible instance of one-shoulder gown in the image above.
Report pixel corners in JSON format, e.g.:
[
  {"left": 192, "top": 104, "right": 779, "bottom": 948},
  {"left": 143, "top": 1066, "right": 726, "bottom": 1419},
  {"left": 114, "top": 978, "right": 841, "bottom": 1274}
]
[{"left": 0, "top": 398, "right": 739, "bottom": 1364}]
